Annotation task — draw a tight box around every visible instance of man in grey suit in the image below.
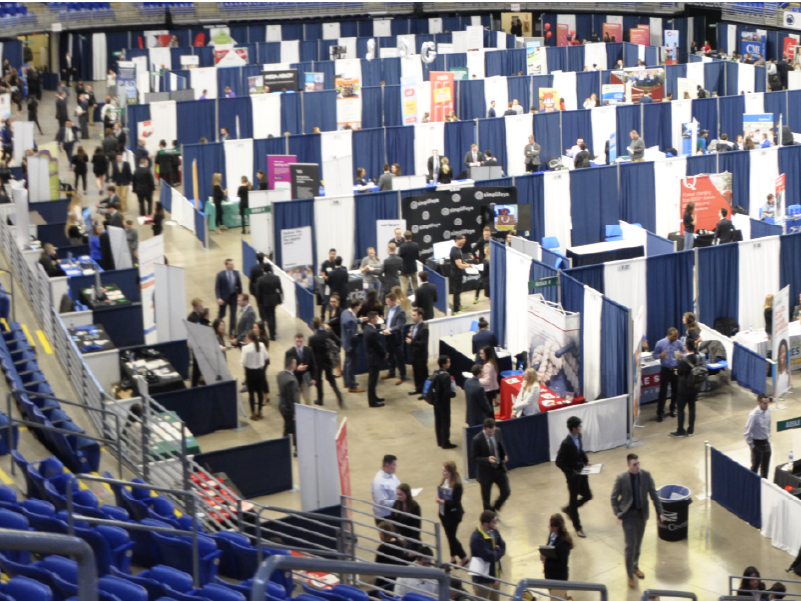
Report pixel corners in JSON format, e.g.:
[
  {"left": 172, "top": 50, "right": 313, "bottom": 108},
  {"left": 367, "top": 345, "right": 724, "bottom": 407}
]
[
  {"left": 524, "top": 135, "right": 541, "bottom": 173},
  {"left": 465, "top": 364, "right": 494, "bottom": 426},
  {"left": 464, "top": 144, "right": 482, "bottom": 169},
  {"left": 233, "top": 294, "right": 257, "bottom": 346},
  {"left": 381, "top": 292, "right": 407, "bottom": 384},
  {"left": 381, "top": 243, "right": 402, "bottom": 292},
  {"left": 278, "top": 357, "right": 300, "bottom": 449},
  {"left": 342, "top": 299, "right": 365, "bottom": 393},
  {"left": 611, "top": 454, "right": 664, "bottom": 589},
  {"left": 378, "top": 163, "right": 394, "bottom": 191}
]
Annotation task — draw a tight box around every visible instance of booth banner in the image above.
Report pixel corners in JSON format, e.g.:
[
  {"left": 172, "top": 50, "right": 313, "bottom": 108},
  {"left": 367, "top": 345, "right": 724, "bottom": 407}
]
[
  {"left": 502, "top": 12, "right": 533, "bottom": 36},
  {"left": 214, "top": 46, "right": 248, "bottom": 67},
  {"left": 290, "top": 163, "right": 319, "bottom": 199},
  {"left": 430, "top": 71, "right": 455, "bottom": 123},
  {"left": 776, "top": 173, "right": 787, "bottom": 223},
  {"left": 557, "top": 23, "right": 569, "bottom": 47},
  {"left": 680, "top": 172, "right": 732, "bottom": 233},
  {"left": 539, "top": 88, "right": 560, "bottom": 112},
  {"left": 108, "top": 225, "right": 133, "bottom": 270},
  {"left": 117, "top": 61, "right": 137, "bottom": 105},
  {"left": 305, "top": 72, "right": 324, "bottom": 91},
  {"left": 208, "top": 26, "right": 234, "bottom": 46},
  {"left": 268, "top": 155, "right": 296, "bottom": 190},
  {"left": 336, "top": 418, "right": 351, "bottom": 498},
  {"left": 743, "top": 113, "right": 773, "bottom": 140},
  {"left": 263, "top": 69, "right": 298, "bottom": 92},
  {"left": 450, "top": 67, "right": 468, "bottom": 80},
  {"left": 603, "top": 23, "right": 623, "bottom": 43},
  {"left": 247, "top": 75, "right": 263, "bottom": 95},
  {"left": 0, "top": 93, "right": 9, "bottom": 119},
  {"left": 376, "top": 219, "right": 406, "bottom": 260},
  {"left": 664, "top": 30, "right": 680, "bottom": 64},
  {"left": 401, "top": 186, "right": 517, "bottom": 259},
  {"left": 138, "top": 234, "right": 164, "bottom": 344},
  {"left": 602, "top": 84, "right": 624, "bottom": 105},
  {"left": 280, "top": 225, "right": 313, "bottom": 272},
  {"left": 632, "top": 305, "right": 644, "bottom": 419},
  {"left": 773, "top": 285, "right": 791, "bottom": 396},
  {"left": 401, "top": 76, "right": 418, "bottom": 125},
  {"left": 740, "top": 30, "right": 767, "bottom": 58},
  {"left": 335, "top": 78, "right": 361, "bottom": 130},
  {"left": 630, "top": 27, "right": 649, "bottom": 46},
  {"left": 611, "top": 68, "right": 665, "bottom": 103},
  {"left": 527, "top": 296, "right": 581, "bottom": 397},
  {"left": 677, "top": 77, "right": 698, "bottom": 100},
  {"left": 526, "top": 44, "right": 542, "bottom": 75},
  {"left": 682, "top": 121, "right": 698, "bottom": 156},
  {"left": 783, "top": 35, "right": 800, "bottom": 60}
]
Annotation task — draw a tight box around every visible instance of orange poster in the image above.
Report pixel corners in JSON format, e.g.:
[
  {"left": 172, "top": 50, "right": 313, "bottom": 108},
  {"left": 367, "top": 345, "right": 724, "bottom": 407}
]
[{"left": 429, "top": 71, "right": 455, "bottom": 122}]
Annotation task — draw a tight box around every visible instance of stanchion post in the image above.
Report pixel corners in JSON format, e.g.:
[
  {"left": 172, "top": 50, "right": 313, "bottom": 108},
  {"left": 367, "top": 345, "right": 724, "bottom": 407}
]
[{"left": 704, "top": 440, "right": 709, "bottom": 500}]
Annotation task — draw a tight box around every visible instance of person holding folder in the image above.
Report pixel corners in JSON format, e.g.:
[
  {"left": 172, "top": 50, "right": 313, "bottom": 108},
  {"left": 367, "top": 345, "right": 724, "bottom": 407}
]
[
  {"left": 468, "top": 510, "right": 506, "bottom": 601},
  {"left": 540, "top": 513, "right": 573, "bottom": 599}
]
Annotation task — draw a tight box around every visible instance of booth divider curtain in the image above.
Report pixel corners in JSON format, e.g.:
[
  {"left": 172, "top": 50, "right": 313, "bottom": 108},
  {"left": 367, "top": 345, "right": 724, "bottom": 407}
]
[
  {"left": 445, "top": 121, "right": 476, "bottom": 170},
  {"left": 288, "top": 133, "right": 322, "bottom": 167},
  {"left": 560, "top": 273, "right": 585, "bottom": 315},
  {"left": 546, "top": 47, "right": 567, "bottom": 72},
  {"left": 353, "top": 128, "right": 386, "bottom": 183},
  {"left": 314, "top": 61, "right": 336, "bottom": 90},
  {"left": 127, "top": 104, "right": 151, "bottom": 137},
  {"left": 704, "top": 61, "right": 725, "bottom": 96},
  {"left": 490, "top": 240, "right": 507, "bottom": 348},
  {"left": 764, "top": 91, "right": 788, "bottom": 126},
  {"left": 361, "top": 59, "right": 382, "bottom": 88},
  {"left": 732, "top": 343, "right": 768, "bottom": 395},
  {"left": 303, "top": 90, "right": 338, "bottom": 133},
  {"left": 719, "top": 95, "right": 745, "bottom": 141},
  {"left": 576, "top": 72, "right": 600, "bottom": 109},
  {"left": 642, "top": 103, "right": 671, "bottom": 151},
  {"left": 485, "top": 51, "right": 505, "bottom": 78},
  {"left": 564, "top": 265, "right": 604, "bottom": 294},
  {"left": 281, "top": 93, "right": 302, "bottom": 135},
  {"left": 514, "top": 174, "right": 545, "bottom": 243},
  {"left": 385, "top": 126, "right": 415, "bottom": 177},
  {"left": 182, "top": 142, "right": 224, "bottom": 206},
  {"left": 459, "top": 79, "right": 485, "bottom": 121},
  {"left": 718, "top": 150, "right": 751, "bottom": 213},
  {"left": 507, "top": 76, "right": 531, "bottom": 113},
  {"left": 253, "top": 137, "right": 288, "bottom": 182},
  {"left": 686, "top": 154, "right": 718, "bottom": 176},
  {"left": 567, "top": 46, "right": 585, "bottom": 73},
  {"left": 665, "top": 64, "right": 686, "bottom": 97},
  {"left": 383, "top": 85, "right": 402, "bottom": 128},
  {"left": 601, "top": 297, "right": 629, "bottom": 399},
  {"left": 781, "top": 232, "right": 801, "bottom": 303},
  {"left": 789, "top": 91, "right": 801, "bottom": 132},
  {"left": 355, "top": 191, "right": 399, "bottom": 258},
  {"left": 645, "top": 251, "right": 694, "bottom": 345},
  {"left": 561, "top": 110, "right": 593, "bottom": 159},
  {"left": 218, "top": 97, "right": 253, "bottom": 139},
  {"left": 710, "top": 447, "right": 762, "bottom": 528},
  {"left": 751, "top": 220, "right": 782, "bottom": 239},
  {"left": 615, "top": 105, "right": 641, "bottom": 156},
  {"left": 691, "top": 97, "right": 719, "bottom": 139},
  {"left": 620, "top": 162, "right": 656, "bottom": 232},
  {"left": 569, "top": 166, "right": 619, "bottom": 246},
  {"left": 533, "top": 111, "right": 561, "bottom": 167},
  {"left": 361, "top": 87, "right": 383, "bottom": 130},
  {"left": 779, "top": 144, "right": 801, "bottom": 209},
  {"left": 216, "top": 67, "right": 243, "bottom": 98},
  {"left": 506, "top": 49, "right": 526, "bottom": 78},
  {"left": 477, "top": 118, "right": 506, "bottom": 174},
  {"left": 273, "top": 198, "right": 316, "bottom": 270},
  {"left": 698, "top": 243, "right": 739, "bottom": 328}
]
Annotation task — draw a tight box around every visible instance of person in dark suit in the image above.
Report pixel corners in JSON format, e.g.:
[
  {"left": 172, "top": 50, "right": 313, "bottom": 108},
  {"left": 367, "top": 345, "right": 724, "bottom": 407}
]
[
  {"left": 277, "top": 357, "right": 299, "bottom": 449},
  {"left": 472, "top": 318, "right": 498, "bottom": 356},
  {"left": 465, "top": 364, "right": 494, "bottom": 427},
  {"left": 134, "top": 139, "right": 150, "bottom": 168},
  {"left": 427, "top": 149, "right": 443, "bottom": 182},
  {"left": 524, "top": 135, "right": 541, "bottom": 173},
  {"left": 104, "top": 200, "right": 124, "bottom": 230},
  {"left": 487, "top": 101, "right": 497, "bottom": 118},
  {"left": 132, "top": 157, "right": 155, "bottom": 216},
  {"left": 713, "top": 207, "right": 735, "bottom": 244},
  {"left": 187, "top": 298, "right": 208, "bottom": 387},
  {"left": 286, "top": 333, "right": 317, "bottom": 404},
  {"left": 381, "top": 293, "right": 407, "bottom": 384},
  {"left": 56, "top": 120, "right": 80, "bottom": 158},
  {"left": 249, "top": 253, "right": 266, "bottom": 296},
  {"left": 481, "top": 151, "right": 499, "bottom": 167},
  {"left": 502, "top": 102, "right": 517, "bottom": 116},
  {"left": 98, "top": 229, "right": 115, "bottom": 271},
  {"left": 378, "top": 163, "right": 395, "bottom": 191},
  {"left": 55, "top": 91, "right": 68, "bottom": 128},
  {"left": 114, "top": 122, "right": 127, "bottom": 151},
  {"left": 381, "top": 243, "right": 403, "bottom": 293},
  {"left": 572, "top": 143, "right": 592, "bottom": 169},
  {"left": 470, "top": 418, "right": 511, "bottom": 512},
  {"left": 611, "top": 454, "right": 664, "bottom": 589},
  {"left": 309, "top": 317, "right": 343, "bottom": 407},
  {"left": 430, "top": 355, "right": 456, "bottom": 448},
  {"left": 398, "top": 231, "right": 420, "bottom": 296},
  {"left": 38, "top": 244, "right": 65, "bottom": 278},
  {"left": 342, "top": 299, "right": 365, "bottom": 393},
  {"left": 406, "top": 308, "right": 429, "bottom": 397},
  {"left": 111, "top": 153, "right": 132, "bottom": 212},
  {"left": 255, "top": 264, "right": 282, "bottom": 340},
  {"left": 413, "top": 271, "right": 438, "bottom": 321},
  {"left": 555, "top": 416, "right": 592, "bottom": 538},
  {"left": 233, "top": 294, "right": 257, "bottom": 346},
  {"left": 214, "top": 259, "right": 243, "bottom": 336},
  {"left": 541, "top": 513, "right": 573, "bottom": 595},
  {"left": 464, "top": 144, "right": 482, "bottom": 168},
  {"left": 327, "top": 257, "right": 350, "bottom": 306},
  {"left": 364, "top": 312, "right": 387, "bottom": 407},
  {"left": 436, "top": 461, "right": 466, "bottom": 564}
]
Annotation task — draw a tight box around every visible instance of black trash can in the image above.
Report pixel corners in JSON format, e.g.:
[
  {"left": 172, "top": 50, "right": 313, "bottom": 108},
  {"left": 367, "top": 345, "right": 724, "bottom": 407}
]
[{"left": 657, "top": 484, "right": 692, "bottom": 541}]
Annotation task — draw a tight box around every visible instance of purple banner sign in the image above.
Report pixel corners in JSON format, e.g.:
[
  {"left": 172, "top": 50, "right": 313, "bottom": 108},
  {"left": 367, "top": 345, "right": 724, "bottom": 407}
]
[{"left": 267, "top": 154, "right": 296, "bottom": 191}]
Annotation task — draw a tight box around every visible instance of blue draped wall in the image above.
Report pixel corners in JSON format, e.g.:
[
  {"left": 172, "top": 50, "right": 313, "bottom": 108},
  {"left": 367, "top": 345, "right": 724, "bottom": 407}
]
[
  {"left": 217, "top": 67, "right": 243, "bottom": 98},
  {"left": 530, "top": 260, "right": 559, "bottom": 304},
  {"left": 569, "top": 166, "right": 619, "bottom": 246},
  {"left": 273, "top": 198, "right": 316, "bottom": 270},
  {"left": 719, "top": 95, "right": 745, "bottom": 140},
  {"left": 355, "top": 191, "right": 399, "bottom": 258},
  {"left": 620, "top": 162, "right": 656, "bottom": 232},
  {"left": 218, "top": 97, "right": 253, "bottom": 139},
  {"left": 645, "top": 251, "right": 694, "bottom": 345},
  {"left": 710, "top": 447, "right": 762, "bottom": 528},
  {"left": 564, "top": 264, "right": 604, "bottom": 294},
  {"left": 515, "top": 174, "right": 545, "bottom": 243},
  {"left": 718, "top": 150, "right": 751, "bottom": 213},
  {"left": 288, "top": 133, "right": 321, "bottom": 167},
  {"left": 601, "top": 297, "right": 629, "bottom": 398},
  {"left": 686, "top": 154, "right": 718, "bottom": 176},
  {"left": 490, "top": 241, "right": 507, "bottom": 347},
  {"left": 362, "top": 87, "right": 383, "bottom": 130},
  {"left": 385, "top": 126, "right": 415, "bottom": 177},
  {"left": 485, "top": 51, "right": 505, "bottom": 77},
  {"left": 445, "top": 121, "right": 476, "bottom": 171},
  {"left": 561, "top": 110, "right": 593, "bottom": 157},
  {"left": 692, "top": 97, "right": 719, "bottom": 140},
  {"left": 459, "top": 80, "right": 485, "bottom": 121},
  {"left": 704, "top": 61, "right": 725, "bottom": 96},
  {"left": 533, "top": 111, "right": 562, "bottom": 166},
  {"left": 780, "top": 232, "right": 801, "bottom": 304},
  {"left": 281, "top": 93, "right": 302, "bottom": 134},
  {"left": 732, "top": 343, "right": 768, "bottom": 395},
  {"left": 353, "top": 128, "right": 386, "bottom": 182},
  {"left": 643, "top": 103, "right": 671, "bottom": 151},
  {"left": 764, "top": 90, "right": 788, "bottom": 126},
  {"left": 303, "top": 90, "right": 337, "bottom": 133},
  {"left": 698, "top": 244, "right": 739, "bottom": 328},
  {"left": 560, "top": 273, "right": 585, "bottom": 393},
  {"left": 478, "top": 119, "right": 506, "bottom": 174},
  {"left": 183, "top": 142, "right": 224, "bottom": 203},
  {"left": 567, "top": 46, "right": 585, "bottom": 73},
  {"left": 665, "top": 64, "right": 686, "bottom": 97},
  {"left": 507, "top": 76, "right": 531, "bottom": 113},
  {"left": 383, "top": 85, "right": 402, "bottom": 128},
  {"left": 789, "top": 91, "right": 801, "bottom": 132},
  {"left": 779, "top": 144, "right": 801, "bottom": 210},
  {"left": 616, "top": 105, "right": 641, "bottom": 157},
  {"left": 576, "top": 72, "right": 600, "bottom": 109},
  {"left": 253, "top": 137, "right": 287, "bottom": 182}
]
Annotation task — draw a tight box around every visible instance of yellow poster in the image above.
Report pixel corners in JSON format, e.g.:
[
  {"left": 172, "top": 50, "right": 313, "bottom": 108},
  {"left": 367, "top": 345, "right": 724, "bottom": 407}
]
[{"left": 538, "top": 88, "right": 561, "bottom": 112}]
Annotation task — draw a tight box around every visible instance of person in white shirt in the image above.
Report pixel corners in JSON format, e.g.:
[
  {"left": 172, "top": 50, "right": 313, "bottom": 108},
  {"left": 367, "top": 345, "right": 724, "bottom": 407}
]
[
  {"left": 240, "top": 331, "right": 269, "bottom": 421},
  {"left": 744, "top": 394, "right": 771, "bottom": 479},
  {"left": 372, "top": 454, "right": 400, "bottom": 524},
  {"left": 512, "top": 368, "right": 541, "bottom": 417},
  {"left": 566, "top": 138, "right": 584, "bottom": 159},
  {"left": 394, "top": 546, "right": 439, "bottom": 598}
]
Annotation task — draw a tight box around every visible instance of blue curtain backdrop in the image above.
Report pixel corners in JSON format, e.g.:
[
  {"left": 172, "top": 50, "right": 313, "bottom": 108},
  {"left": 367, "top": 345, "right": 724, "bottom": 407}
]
[
  {"left": 273, "top": 198, "right": 316, "bottom": 271},
  {"left": 692, "top": 97, "right": 719, "bottom": 139},
  {"left": 478, "top": 119, "right": 506, "bottom": 174},
  {"left": 779, "top": 144, "right": 801, "bottom": 209},
  {"left": 686, "top": 154, "right": 718, "bottom": 176},
  {"left": 601, "top": 297, "right": 629, "bottom": 398},
  {"left": 719, "top": 95, "right": 745, "bottom": 140},
  {"left": 698, "top": 244, "right": 739, "bottom": 328},
  {"left": 382, "top": 58, "right": 400, "bottom": 88},
  {"left": 127, "top": 104, "right": 150, "bottom": 138},
  {"left": 507, "top": 76, "right": 531, "bottom": 113},
  {"left": 718, "top": 150, "right": 751, "bottom": 213},
  {"left": 564, "top": 265, "right": 604, "bottom": 294},
  {"left": 253, "top": 137, "right": 287, "bottom": 182},
  {"left": 619, "top": 162, "right": 657, "bottom": 233},
  {"left": 176, "top": 99, "right": 215, "bottom": 147},
  {"left": 288, "top": 133, "right": 322, "bottom": 167},
  {"left": 353, "top": 128, "right": 386, "bottom": 183},
  {"left": 569, "top": 166, "right": 619, "bottom": 246},
  {"left": 445, "top": 121, "right": 477, "bottom": 170},
  {"left": 665, "top": 64, "right": 685, "bottom": 97},
  {"left": 643, "top": 103, "right": 672, "bottom": 151},
  {"left": 281, "top": 93, "right": 302, "bottom": 135},
  {"left": 383, "top": 85, "right": 402, "bottom": 128},
  {"left": 533, "top": 111, "right": 561, "bottom": 166},
  {"left": 755, "top": 66, "right": 766, "bottom": 93},
  {"left": 751, "top": 220, "right": 782, "bottom": 239},
  {"left": 514, "top": 174, "right": 545, "bottom": 243},
  {"left": 726, "top": 62, "right": 739, "bottom": 97},
  {"left": 704, "top": 61, "right": 725, "bottom": 96},
  {"left": 506, "top": 49, "right": 526, "bottom": 77},
  {"left": 218, "top": 97, "right": 253, "bottom": 139},
  {"left": 645, "top": 251, "right": 694, "bottom": 345},
  {"left": 355, "top": 191, "right": 399, "bottom": 257},
  {"left": 576, "top": 72, "right": 601, "bottom": 108},
  {"left": 560, "top": 273, "right": 585, "bottom": 392},
  {"left": 710, "top": 447, "right": 762, "bottom": 528},
  {"left": 789, "top": 91, "right": 801, "bottom": 132},
  {"left": 303, "top": 90, "right": 337, "bottom": 133},
  {"left": 764, "top": 90, "right": 788, "bottom": 126},
  {"left": 561, "top": 110, "right": 593, "bottom": 157},
  {"left": 459, "top": 80, "right": 485, "bottom": 121},
  {"left": 567, "top": 46, "right": 585, "bottom": 73},
  {"left": 490, "top": 241, "right": 507, "bottom": 348},
  {"left": 780, "top": 232, "right": 801, "bottom": 304},
  {"left": 385, "top": 126, "right": 415, "bottom": 177},
  {"left": 361, "top": 87, "right": 383, "bottom": 130},
  {"left": 623, "top": 43, "right": 639, "bottom": 67},
  {"left": 616, "top": 105, "right": 641, "bottom": 157},
  {"left": 546, "top": 47, "right": 567, "bottom": 72},
  {"left": 485, "top": 51, "right": 506, "bottom": 78},
  {"left": 361, "top": 59, "right": 382, "bottom": 88},
  {"left": 732, "top": 343, "right": 768, "bottom": 395},
  {"left": 606, "top": 43, "right": 623, "bottom": 69},
  {"left": 183, "top": 142, "right": 224, "bottom": 204},
  {"left": 216, "top": 67, "right": 243, "bottom": 98}
]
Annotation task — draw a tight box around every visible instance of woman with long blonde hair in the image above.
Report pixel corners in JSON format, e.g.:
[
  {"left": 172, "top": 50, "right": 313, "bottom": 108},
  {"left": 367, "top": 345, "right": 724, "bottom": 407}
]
[
  {"left": 212, "top": 172, "right": 226, "bottom": 230},
  {"left": 391, "top": 285, "right": 411, "bottom": 315},
  {"left": 512, "top": 368, "right": 541, "bottom": 417}
]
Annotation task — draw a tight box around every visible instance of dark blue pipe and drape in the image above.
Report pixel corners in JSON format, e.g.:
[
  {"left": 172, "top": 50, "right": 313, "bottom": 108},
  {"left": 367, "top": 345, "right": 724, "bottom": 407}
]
[
  {"left": 692, "top": 97, "right": 719, "bottom": 139},
  {"left": 711, "top": 447, "right": 761, "bottom": 528},
  {"left": 477, "top": 119, "right": 506, "bottom": 174},
  {"left": 530, "top": 259, "right": 558, "bottom": 304},
  {"left": 490, "top": 240, "right": 507, "bottom": 348},
  {"left": 281, "top": 93, "right": 302, "bottom": 135},
  {"left": 353, "top": 128, "right": 386, "bottom": 183},
  {"left": 218, "top": 97, "right": 253, "bottom": 139},
  {"left": 288, "top": 133, "right": 321, "bottom": 167},
  {"left": 686, "top": 154, "right": 718, "bottom": 176},
  {"left": 507, "top": 76, "right": 531, "bottom": 113},
  {"left": 253, "top": 137, "right": 287, "bottom": 182},
  {"left": 382, "top": 86, "right": 402, "bottom": 128},
  {"left": 385, "top": 126, "right": 415, "bottom": 177},
  {"left": 361, "top": 87, "right": 383, "bottom": 130},
  {"left": 354, "top": 191, "right": 398, "bottom": 258},
  {"left": 154, "top": 381, "right": 238, "bottom": 436},
  {"left": 561, "top": 110, "right": 593, "bottom": 157},
  {"left": 719, "top": 95, "right": 745, "bottom": 140},
  {"left": 779, "top": 145, "right": 801, "bottom": 209},
  {"left": 273, "top": 198, "right": 315, "bottom": 270},
  {"left": 601, "top": 297, "right": 629, "bottom": 398},
  {"left": 458, "top": 80, "right": 485, "bottom": 121},
  {"left": 303, "top": 90, "right": 337, "bottom": 133},
  {"left": 183, "top": 142, "right": 224, "bottom": 203},
  {"left": 615, "top": 105, "right": 641, "bottom": 157},
  {"left": 569, "top": 166, "right": 619, "bottom": 246},
  {"left": 560, "top": 273, "right": 585, "bottom": 394},
  {"left": 619, "top": 162, "right": 656, "bottom": 232},
  {"left": 445, "top": 121, "right": 476, "bottom": 171},
  {"left": 780, "top": 232, "right": 801, "bottom": 304},
  {"left": 643, "top": 103, "right": 671, "bottom": 151},
  {"left": 563, "top": 264, "right": 604, "bottom": 294},
  {"left": 533, "top": 111, "right": 561, "bottom": 167},
  {"left": 732, "top": 343, "right": 768, "bottom": 396},
  {"left": 718, "top": 150, "right": 750, "bottom": 213},
  {"left": 645, "top": 251, "right": 694, "bottom": 345},
  {"left": 698, "top": 244, "right": 739, "bottom": 328},
  {"left": 514, "top": 174, "right": 545, "bottom": 243}
]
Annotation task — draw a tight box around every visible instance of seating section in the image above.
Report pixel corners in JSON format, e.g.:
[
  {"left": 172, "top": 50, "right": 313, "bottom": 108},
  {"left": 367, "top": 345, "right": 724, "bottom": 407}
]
[
  {"left": 140, "top": 2, "right": 195, "bottom": 14},
  {"left": 0, "top": 3, "right": 27, "bottom": 17},
  {"left": 0, "top": 321, "right": 99, "bottom": 473},
  {"left": 48, "top": 2, "right": 113, "bottom": 13}
]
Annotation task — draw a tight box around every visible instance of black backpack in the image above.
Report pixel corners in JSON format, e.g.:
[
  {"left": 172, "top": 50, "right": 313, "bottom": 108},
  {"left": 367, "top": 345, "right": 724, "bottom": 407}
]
[
  {"left": 684, "top": 355, "right": 708, "bottom": 390},
  {"left": 424, "top": 371, "right": 442, "bottom": 405}
]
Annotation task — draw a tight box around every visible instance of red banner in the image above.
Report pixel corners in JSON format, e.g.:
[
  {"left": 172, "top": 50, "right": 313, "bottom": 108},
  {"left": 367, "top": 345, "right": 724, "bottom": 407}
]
[
  {"left": 776, "top": 173, "right": 786, "bottom": 218},
  {"left": 429, "top": 71, "right": 455, "bottom": 123},
  {"left": 603, "top": 23, "right": 623, "bottom": 43},
  {"left": 680, "top": 174, "right": 733, "bottom": 233},
  {"left": 557, "top": 23, "right": 569, "bottom": 47},
  {"left": 630, "top": 28, "right": 649, "bottom": 46},
  {"left": 783, "top": 36, "right": 799, "bottom": 61},
  {"left": 336, "top": 419, "right": 351, "bottom": 498}
]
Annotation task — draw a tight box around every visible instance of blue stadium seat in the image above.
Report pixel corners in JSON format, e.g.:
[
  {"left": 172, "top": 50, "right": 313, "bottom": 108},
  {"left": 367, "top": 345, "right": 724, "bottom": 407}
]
[
  {"left": 152, "top": 530, "right": 221, "bottom": 585},
  {"left": 140, "top": 564, "right": 194, "bottom": 593},
  {"left": 1, "top": 576, "right": 53, "bottom": 601},
  {"left": 199, "top": 583, "right": 246, "bottom": 601},
  {"left": 99, "top": 575, "right": 148, "bottom": 601},
  {"left": 110, "top": 566, "right": 170, "bottom": 600}
]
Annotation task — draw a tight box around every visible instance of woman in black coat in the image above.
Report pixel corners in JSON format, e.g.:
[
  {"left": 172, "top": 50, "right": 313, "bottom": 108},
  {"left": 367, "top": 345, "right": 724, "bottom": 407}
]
[
  {"left": 435, "top": 461, "right": 466, "bottom": 565},
  {"left": 541, "top": 513, "right": 573, "bottom": 588},
  {"left": 211, "top": 172, "right": 226, "bottom": 229},
  {"left": 91, "top": 147, "right": 108, "bottom": 195},
  {"left": 391, "top": 483, "right": 422, "bottom": 554}
]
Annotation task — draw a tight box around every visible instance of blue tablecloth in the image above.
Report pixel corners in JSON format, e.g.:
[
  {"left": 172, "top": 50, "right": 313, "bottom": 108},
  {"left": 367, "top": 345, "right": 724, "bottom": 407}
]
[{"left": 58, "top": 256, "right": 103, "bottom": 278}]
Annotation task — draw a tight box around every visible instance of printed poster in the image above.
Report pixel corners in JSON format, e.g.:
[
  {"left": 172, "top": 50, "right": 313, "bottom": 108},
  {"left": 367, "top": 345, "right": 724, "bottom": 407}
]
[
  {"left": 247, "top": 75, "right": 263, "bottom": 95},
  {"left": 0, "top": 93, "right": 10, "bottom": 120},
  {"left": 304, "top": 72, "right": 324, "bottom": 91},
  {"left": 430, "top": 71, "right": 455, "bottom": 122},
  {"left": 143, "top": 30, "right": 170, "bottom": 48},
  {"left": 664, "top": 30, "right": 680, "bottom": 64},
  {"left": 336, "top": 418, "right": 351, "bottom": 499},
  {"left": 677, "top": 77, "right": 698, "bottom": 100},
  {"left": 743, "top": 113, "right": 774, "bottom": 141},
  {"left": 281, "top": 225, "right": 313, "bottom": 272},
  {"left": 214, "top": 46, "right": 248, "bottom": 67},
  {"left": 611, "top": 67, "right": 665, "bottom": 103},
  {"left": 740, "top": 30, "right": 767, "bottom": 58},
  {"left": 776, "top": 173, "right": 786, "bottom": 223},
  {"left": 603, "top": 23, "right": 623, "bottom": 43},
  {"left": 527, "top": 296, "right": 581, "bottom": 397},
  {"left": 401, "top": 76, "right": 418, "bottom": 125},
  {"left": 450, "top": 67, "right": 468, "bottom": 81},
  {"left": 179, "top": 55, "right": 199, "bottom": 69},
  {"left": 335, "top": 61, "right": 361, "bottom": 129},
  {"left": 557, "top": 23, "right": 569, "bottom": 47},
  {"left": 602, "top": 84, "right": 625, "bottom": 105},
  {"left": 526, "top": 43, "right": 542, "bottom": 75},
  {"left": 538, "top": 88, "right": 560, "bottom": 112},
  {"left": 267, "top": 154, "right": 296, "bottom": 191},
  {"left": 630, "top": 27, "right": 649, "bottom": 46},
  {"left": 783, "top": 35, "right": 800, "bottom": 60},
  {"left": 139, "top": 235, "right": 165, "bottom": 344},
  {"left": 773, "top": 286, "right": 792, "bottom": 396},
  {"left": 680, "top": 172, "right": 733, "bottom": 233}
]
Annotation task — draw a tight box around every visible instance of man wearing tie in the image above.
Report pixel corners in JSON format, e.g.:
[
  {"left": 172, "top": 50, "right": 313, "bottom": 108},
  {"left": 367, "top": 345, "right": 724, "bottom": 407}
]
[
  {"left": 285, "top": 333, "right": 316, "bottom": 405},
  {"left": 412, "top": 271, "right": 438, "bottom": 321},
  {"left": 427, "top": 149, "right": 441, "bottom": 182},
  {"left": 406, "top": 308, "right": 429, "bottom": 397},
  {"left": 364, "top": 312, "right": 387, "bottom": 407},
  {"left": 524, "top": 135, "right": 541, "bottom": 173},
  {"left": 55, "top": 90, "right": 69, "bottom": 128},
  {"left": 464, "top": 144, "right": 482, "bottom": 169},
  {"left": 470, "top": 418, "right": 511, "bottom": 512},
  {"left": 111, "top": 153, "right": 132, "bottom": 212},
  {"left": 381, "top": 293, "right": 407, "bottom": 385},
  {"left": 214, "top": 259, "right": 243, "bottom": 336},
  {"left": 555, "top": 416, "right": 593, "bottom": 538},
  {"left": 342, "top": 299, "right": 365, "bottom": 393},
  {"left": 63, "top": 52, "right": 75, "bottom": 84},
  {"left": 56, "top": 119, "right": 80, "bottom": 159}
]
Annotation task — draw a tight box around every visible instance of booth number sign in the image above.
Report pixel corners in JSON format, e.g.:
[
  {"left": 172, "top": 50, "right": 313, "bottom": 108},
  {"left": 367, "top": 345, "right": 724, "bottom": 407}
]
[{"left": 778, "top": 417, "right": 801, "bottom": 432}]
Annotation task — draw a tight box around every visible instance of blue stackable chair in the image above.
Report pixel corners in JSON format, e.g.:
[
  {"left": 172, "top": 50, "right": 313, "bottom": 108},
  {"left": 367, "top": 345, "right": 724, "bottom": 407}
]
[
  {"left": 541, "top": 236, "right": 567, "bottom": 270},
  {"left": 110, "top": 566, "right": 170, "bottom": 600},
  {"left": 198, "top": 583, "right": 247, "bottom": 601},
  {"left": 333, "top": 584, "right": 370, "bottom": 601},
  {"left": 130, "top": 517, "right": 171, "bottom": 567},
  {"left": 1, "top": 576, "right": 53, "bottom": 601},
  {"left": 0, "top": 484, "right": 17, "bottom": 509},
  {"left": 139, "top": 564, "right": 194, "bottom": 593},
  {"left": 152, "top": 530, "right": 221, "bottom": 585},
  {"left": 215, "top": 577, "right": 287, "bottom": 601},
  {"left": 605, "top": 224, "right": 623, "bottom": 241},
  {"left": 0, "top": 509, "right": 31, "bottom": 563},
  {"left": 211, "top": 530, "right": 251, "bottom": 579},
  {"left": 98, "top": 575, "right": 148, "bottom": 601}
]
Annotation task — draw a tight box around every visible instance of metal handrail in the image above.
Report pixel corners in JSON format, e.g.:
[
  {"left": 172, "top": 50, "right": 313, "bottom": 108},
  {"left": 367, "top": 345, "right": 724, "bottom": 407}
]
[
  {"left": 0, "top": 530, "right": 97, "bottom": 601},
  {"left": 252, "top": 556, "right": 451, "bottom": 601},
  {"left": 641, "top": 591, "right": 697, "bottom": 601},
  {"left": 63, "top": 473, "right": 202, "bottom": 589},
  {"left": 514, "top": 578, "right": 608, "bottom": 601}
]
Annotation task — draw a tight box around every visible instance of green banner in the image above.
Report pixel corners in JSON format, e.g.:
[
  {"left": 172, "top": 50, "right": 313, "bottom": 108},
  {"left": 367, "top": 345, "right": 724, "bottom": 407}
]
[
  {"left": 529, "top": 276, "right": 558, "bottom": 292},
  {"left": 777, "top": 417, "right": 801, "bottom": 432},
  {"left": 245, "top": 206, "right": 271, "bottom": 215}
]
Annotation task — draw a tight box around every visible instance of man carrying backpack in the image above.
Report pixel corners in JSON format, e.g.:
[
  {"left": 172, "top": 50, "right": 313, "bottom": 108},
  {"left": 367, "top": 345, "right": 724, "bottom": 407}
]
[
  {"left": 671, "top": 338, "right": 706, "bottom": 438},
  {"left": 427, "top": 355, "right": 457, "bottom": 449}
]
